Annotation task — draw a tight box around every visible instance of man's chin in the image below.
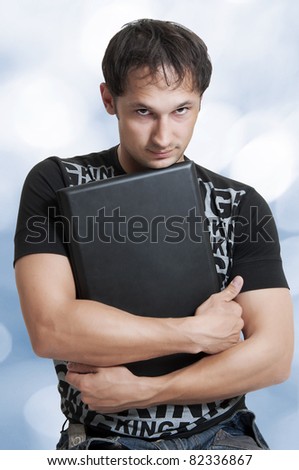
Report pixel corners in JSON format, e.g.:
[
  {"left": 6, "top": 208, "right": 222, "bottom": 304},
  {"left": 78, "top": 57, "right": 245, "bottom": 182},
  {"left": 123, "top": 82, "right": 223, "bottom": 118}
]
[
  {"left": 121, "top": 152, "right": 184, "bottom": 173},
  {"left": 146, "top": 155, "right": 184, "bottom": 170}
]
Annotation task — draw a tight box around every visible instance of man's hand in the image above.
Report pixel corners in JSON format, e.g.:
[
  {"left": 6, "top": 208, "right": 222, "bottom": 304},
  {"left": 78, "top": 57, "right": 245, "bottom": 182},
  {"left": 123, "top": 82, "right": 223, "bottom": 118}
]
[
  {"left": 190, "top": 276, "right": 244, "bottom": 355},
  {"left": 66, "top": 362, "right": 150, "bottom": 413}
]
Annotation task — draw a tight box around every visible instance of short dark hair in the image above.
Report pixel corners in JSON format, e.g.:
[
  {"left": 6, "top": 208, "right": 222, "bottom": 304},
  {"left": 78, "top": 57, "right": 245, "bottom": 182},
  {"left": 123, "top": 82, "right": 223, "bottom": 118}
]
[{"left": 102, "top": 18, "right": 212, "bottom": 97}]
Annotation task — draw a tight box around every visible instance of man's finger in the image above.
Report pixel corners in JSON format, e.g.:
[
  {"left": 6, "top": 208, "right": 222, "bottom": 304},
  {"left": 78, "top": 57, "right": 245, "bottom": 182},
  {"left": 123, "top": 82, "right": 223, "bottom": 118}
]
[
  {"left": 65, "top": 371, "right": 84, "bottom": 390},
  {"left": 67, "top": 362, "right": 97, "bottom": 374},
  {"left": 220, "top": 276, "right": 244, "bottom": 301}
]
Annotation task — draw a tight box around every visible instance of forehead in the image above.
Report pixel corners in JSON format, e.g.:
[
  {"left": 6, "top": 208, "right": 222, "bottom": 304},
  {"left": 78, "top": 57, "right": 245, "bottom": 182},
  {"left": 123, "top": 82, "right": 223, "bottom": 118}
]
[
  {"left": 125, "top": 67, "right": 194, "bottom": 94},
  {"left": 121, "top": 66, "right": 199, "bottom": 103}
]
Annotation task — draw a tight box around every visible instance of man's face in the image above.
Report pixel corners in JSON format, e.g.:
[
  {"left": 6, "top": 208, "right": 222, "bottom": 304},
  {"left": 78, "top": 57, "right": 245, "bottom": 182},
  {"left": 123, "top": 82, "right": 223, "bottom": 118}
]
[{"left": 101, "top": 67, "right": 201, "bottom": 173}]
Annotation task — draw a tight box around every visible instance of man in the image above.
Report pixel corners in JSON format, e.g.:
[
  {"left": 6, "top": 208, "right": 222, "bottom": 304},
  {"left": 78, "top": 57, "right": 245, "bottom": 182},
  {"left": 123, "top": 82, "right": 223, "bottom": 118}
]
[{"left": 14, "top": 19, "right": 293, "bottom": 450}]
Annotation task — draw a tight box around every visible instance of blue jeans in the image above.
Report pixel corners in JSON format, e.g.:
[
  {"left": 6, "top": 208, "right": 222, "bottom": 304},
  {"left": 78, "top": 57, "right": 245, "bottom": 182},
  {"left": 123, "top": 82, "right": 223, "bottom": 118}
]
[{"left": 56, "top": 409, "right": 269, "bottom": 450}]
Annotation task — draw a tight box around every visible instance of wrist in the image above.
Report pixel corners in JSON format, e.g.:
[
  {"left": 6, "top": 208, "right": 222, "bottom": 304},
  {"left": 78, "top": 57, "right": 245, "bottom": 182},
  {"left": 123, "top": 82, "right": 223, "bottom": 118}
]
[
  {"left": 174, "top": 316, "right": 204, "bottom": 355},
  {"left": 138, "top": 373, "right": 172, "bottom": 408}
]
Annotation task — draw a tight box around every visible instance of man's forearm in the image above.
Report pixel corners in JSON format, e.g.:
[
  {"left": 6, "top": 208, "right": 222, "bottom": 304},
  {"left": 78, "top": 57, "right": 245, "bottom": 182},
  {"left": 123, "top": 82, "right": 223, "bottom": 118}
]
[
  {"left": 35, "top": 297, "right": 198, "bottom": 365},
  {"left": 129, "top": 335, "right": 291, "bottom": 410},
  {"left": 16, "top": 254, "right": 198, "bottom": 365},
  {"left": 147, "top": 340, "right": 266, "bottom": 406},
  {"left": 55, "top": 277, "right": 244, "bottom": 366},
  {"left": 43, "top": 284, "right": 244, "bottom": 365},
  {"left": 66, "top": 334, "right": 288, "bottom": 414}
]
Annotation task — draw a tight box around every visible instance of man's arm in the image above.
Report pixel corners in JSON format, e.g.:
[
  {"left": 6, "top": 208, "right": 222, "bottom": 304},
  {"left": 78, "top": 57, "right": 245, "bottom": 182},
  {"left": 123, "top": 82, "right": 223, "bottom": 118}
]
[
  {"left": 66, "top": 287, "right": 294, "bottom": 413},
  {"left": 154, "top": 287, "right": 294, "bottom": 403},
  {"left": 15, "top": 252, "right": 244, "bottom": 366}
]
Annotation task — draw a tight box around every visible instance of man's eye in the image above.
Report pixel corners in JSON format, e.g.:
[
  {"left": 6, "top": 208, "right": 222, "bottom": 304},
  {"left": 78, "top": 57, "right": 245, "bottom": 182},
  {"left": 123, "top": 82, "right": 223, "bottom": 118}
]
[
  {"left": 136, "top": 109, "right": 150, "bottom": 116},
  {"left": 176, "top": 107, "right": 188, "bottom": 115}
]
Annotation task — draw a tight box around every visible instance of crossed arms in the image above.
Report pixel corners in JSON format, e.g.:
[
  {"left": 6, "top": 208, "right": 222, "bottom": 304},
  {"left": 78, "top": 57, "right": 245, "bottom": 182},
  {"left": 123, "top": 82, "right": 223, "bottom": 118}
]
[{"left": 15, "top": 252, "right": 294, "bottom": 413}]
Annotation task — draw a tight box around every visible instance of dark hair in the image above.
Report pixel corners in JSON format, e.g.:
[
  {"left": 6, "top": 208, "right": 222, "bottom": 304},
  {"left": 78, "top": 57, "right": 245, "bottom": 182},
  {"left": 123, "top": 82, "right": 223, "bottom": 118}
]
[{"left": 102, "top": 19, "right": 212, "bottom": 96}]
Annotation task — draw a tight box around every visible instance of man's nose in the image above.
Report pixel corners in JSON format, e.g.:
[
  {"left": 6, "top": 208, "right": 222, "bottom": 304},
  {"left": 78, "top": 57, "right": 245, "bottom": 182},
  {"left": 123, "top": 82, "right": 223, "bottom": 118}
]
[{"left": 151, "top": 117, "right": 171, "bottom": 148}]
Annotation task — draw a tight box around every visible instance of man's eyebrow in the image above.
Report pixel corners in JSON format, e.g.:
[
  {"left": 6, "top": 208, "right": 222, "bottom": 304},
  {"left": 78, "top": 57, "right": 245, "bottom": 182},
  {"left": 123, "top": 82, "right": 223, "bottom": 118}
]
[
  {"left": 175, "top": 100, "right": 194, "bottom": 108},
  {"left": 129, "top": 102, "right": 151, "bottom": 109}
]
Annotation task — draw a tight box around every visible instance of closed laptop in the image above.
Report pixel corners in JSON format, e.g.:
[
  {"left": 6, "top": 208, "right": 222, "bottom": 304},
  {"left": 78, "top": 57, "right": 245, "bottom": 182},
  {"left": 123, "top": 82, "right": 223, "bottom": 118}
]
[{"left": 57, "top": 161, "right": 219, "bottom": 376}]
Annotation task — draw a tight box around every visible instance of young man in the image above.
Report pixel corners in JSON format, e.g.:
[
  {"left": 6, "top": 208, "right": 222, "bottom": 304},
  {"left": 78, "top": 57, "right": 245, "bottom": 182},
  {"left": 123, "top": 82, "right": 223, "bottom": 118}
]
[{"left": 14, "top": 19, "right": 293, "bottom": 450}]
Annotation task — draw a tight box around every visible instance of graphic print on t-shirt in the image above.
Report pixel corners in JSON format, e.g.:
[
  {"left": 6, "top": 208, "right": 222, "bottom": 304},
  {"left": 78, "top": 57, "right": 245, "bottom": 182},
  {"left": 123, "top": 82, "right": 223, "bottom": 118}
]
[
  {"left": 62, "top": 161, "right": 116, "bottom": 185},
  {"left": 199, "top": 180, "right": 246, "bottom": 290}
]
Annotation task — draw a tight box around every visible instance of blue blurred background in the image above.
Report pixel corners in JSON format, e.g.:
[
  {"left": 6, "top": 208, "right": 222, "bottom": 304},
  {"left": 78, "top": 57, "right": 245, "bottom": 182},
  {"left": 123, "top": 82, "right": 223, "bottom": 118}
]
[{"left": 0, "top": 0, "right": 298, "bottom": 450}]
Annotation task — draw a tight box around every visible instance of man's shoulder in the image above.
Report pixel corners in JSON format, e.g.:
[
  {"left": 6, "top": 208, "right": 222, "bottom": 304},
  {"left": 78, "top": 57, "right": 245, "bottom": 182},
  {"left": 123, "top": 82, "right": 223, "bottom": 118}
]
[
  {"left": 190, "top": 160, "right": 267, "bottom": 215},
  {"left": 193, "top": 161, "right": 254, "bottom": 193},
  {"left": 26, "top": 145, "right": 122, "bottom": 188},
  {"left": 60, "top": 146, "right": 117, "bottom": 166},
  {"left": 57, "top": 146, "right": 125, "bottom": 185}
]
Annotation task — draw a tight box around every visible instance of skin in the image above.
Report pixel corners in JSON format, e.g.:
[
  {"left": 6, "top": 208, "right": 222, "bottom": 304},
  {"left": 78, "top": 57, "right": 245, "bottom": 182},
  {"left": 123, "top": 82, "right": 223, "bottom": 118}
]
[{"left": 15, "top": 66, "right": 294, "bottom": 414}]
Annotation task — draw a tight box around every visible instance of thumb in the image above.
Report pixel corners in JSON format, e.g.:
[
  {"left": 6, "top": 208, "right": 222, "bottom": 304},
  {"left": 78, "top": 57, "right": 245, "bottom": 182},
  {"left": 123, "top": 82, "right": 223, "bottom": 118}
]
[{"left": 221, "top": 276, "right": 244, "bottom": 301}]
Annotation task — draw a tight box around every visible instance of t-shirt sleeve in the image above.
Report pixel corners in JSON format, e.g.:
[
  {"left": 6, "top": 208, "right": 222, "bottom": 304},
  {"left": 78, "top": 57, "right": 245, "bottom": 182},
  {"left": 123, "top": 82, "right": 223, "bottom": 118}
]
[
  {"left": 228, "top": 187, "right": 289, "bottom": 292},
  {"left": 14, "top": 157, "right": 69, "bottom": 264}
]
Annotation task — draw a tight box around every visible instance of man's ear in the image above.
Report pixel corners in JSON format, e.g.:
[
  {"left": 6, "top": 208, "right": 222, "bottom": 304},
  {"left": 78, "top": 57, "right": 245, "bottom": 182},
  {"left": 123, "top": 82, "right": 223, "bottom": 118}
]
[{"left": 100, "top": 83, "right": 117, "bottom": 115}]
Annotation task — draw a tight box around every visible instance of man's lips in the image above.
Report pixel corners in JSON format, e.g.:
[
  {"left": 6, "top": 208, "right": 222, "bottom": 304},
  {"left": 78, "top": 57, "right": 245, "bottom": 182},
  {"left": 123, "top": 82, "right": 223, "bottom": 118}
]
[{"left": 148, "top": 149, "right": 175, "bottom": 157}]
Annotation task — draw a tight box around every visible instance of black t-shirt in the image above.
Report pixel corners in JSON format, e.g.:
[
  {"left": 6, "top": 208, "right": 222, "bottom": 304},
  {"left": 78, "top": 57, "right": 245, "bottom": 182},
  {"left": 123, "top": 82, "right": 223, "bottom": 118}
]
[{"left": 14, "top": 146, "right": 288, "bottom": 439}]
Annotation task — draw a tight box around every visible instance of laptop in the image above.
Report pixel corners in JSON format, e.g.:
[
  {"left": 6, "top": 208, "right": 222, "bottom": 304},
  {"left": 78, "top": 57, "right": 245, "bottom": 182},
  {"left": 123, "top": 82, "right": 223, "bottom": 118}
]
[{"left": 56, "top": 161, "right": 219, "bottom": 376}]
